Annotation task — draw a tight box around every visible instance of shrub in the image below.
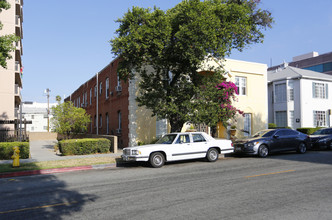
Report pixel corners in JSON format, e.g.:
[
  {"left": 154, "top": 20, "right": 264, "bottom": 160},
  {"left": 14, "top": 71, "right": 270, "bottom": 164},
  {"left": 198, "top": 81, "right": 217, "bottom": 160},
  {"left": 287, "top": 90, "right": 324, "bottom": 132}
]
[
  {"left": 296, "top": 127, "right": 324, "bottom": 135},
  {"left": 58, "top": 138, "right": 111, "bottom": 156},
  {"left": 268, "top": 123, "right": 277, "bottom": 129},
  {"left": 0, "top": 142, "right": 30, "bottom": 160}
]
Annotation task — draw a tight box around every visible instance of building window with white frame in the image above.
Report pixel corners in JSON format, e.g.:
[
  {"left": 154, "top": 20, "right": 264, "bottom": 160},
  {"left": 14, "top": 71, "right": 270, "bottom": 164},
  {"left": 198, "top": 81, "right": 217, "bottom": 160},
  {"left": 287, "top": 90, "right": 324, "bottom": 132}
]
[
  {"left": 276, "top": 111, "right": 287, "bottom": 127},
  {"left": 94, "top": 85, "right": 97, "bottom": 97},
  {"left": 235, "top": 76, "right": 246, "bottom": 95},
  {"left": 313, "top": 110, "right": 326, "bottom": 127},
  {"left": 289, "top": 111, "right": 294, "bottom": 128},
  {"left": 275, "top": 83, "right": 287, "bottom": 103},
  {"left": 243, "top": 113, "right": 252, "bottom": 137},
  {"left": 117, "top": 111, "right": 122, "bottom": 133},
  {"left": 288, "top": 81, "right": 294, "bottom": 101},
  {"left": 313, "top": 82, "right": 328, "bottom": 99},
  {"left": 99, "top": 82, "right": 102, "bottom": 95},
  {"left": 106, "top": 78, "right": 110, "bottom": 99},
  {"left": 89, "top": 88, "right": 92, "bottom": 105}
]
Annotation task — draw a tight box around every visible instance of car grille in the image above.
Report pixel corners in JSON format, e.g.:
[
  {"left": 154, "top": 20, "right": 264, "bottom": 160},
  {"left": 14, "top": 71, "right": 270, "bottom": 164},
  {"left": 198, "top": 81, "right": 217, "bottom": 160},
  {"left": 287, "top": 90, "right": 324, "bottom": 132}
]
[{"left": 123, "top": 149, "right": 131, "bottom": 155}]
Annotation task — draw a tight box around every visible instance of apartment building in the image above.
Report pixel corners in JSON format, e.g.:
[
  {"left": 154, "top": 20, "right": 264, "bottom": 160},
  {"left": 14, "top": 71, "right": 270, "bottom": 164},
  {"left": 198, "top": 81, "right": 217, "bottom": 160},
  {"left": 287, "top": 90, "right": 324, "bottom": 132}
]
[
  {"left": 0, "top": 0, "right": 24, "bottom": 140},
  {"left": 268, "top": 66, "right": 332, "bottom": 129},
  {"left": 22, "top": 102, "right": 57, "bottom": 132},
  {"left": 268, "top": 51, "right": 332, "bottom": 76},
  {"left": 65, "top": 57, "right": 167, "bottom": 148}
]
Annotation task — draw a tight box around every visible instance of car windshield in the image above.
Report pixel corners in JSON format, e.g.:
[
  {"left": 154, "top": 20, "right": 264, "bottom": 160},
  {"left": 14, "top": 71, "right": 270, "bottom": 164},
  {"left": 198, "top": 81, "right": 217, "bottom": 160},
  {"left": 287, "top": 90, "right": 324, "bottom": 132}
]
[
  {"left": 252, "top": 130, "right": 275, "bottom": 138},
  {"left": 155, "top": 134, "right": 177, "bottom": 144}
]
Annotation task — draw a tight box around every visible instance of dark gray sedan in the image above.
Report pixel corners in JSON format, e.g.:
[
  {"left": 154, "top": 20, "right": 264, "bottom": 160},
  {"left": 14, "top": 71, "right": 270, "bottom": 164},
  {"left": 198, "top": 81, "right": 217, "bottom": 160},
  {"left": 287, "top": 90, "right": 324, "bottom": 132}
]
[{"left": 233, "top": 128, "right": 309, "bottom": 157}]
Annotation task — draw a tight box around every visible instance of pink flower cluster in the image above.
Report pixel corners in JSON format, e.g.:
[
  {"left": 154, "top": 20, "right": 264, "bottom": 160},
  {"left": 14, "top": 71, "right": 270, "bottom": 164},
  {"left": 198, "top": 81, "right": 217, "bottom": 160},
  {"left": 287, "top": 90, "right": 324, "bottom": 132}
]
[{"left": 215, "top": 81, "right": 244, "bottom": 118}]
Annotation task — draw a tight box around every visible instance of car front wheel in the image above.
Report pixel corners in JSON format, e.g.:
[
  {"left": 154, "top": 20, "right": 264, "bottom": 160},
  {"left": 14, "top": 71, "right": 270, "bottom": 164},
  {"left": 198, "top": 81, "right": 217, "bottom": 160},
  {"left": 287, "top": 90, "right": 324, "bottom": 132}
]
[
  {"left": 206, "top": 148, "right": 219, "bottom": 162},
  {"left": 258, "top": 145, "right": 269, "bottom": 158},
  {"left": 297, "top": 143, "right": 306, "bottom": 154},
  {"left": 149, "top": 152, "right": 165, "bottom": 168}
]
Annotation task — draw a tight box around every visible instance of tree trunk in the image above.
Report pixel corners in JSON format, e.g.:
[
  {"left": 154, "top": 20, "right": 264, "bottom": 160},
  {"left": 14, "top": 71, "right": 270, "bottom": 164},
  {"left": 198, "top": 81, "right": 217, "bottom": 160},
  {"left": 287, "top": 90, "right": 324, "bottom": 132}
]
[{"left": 170, "top": 118, "right": 185, "bottom": 133}]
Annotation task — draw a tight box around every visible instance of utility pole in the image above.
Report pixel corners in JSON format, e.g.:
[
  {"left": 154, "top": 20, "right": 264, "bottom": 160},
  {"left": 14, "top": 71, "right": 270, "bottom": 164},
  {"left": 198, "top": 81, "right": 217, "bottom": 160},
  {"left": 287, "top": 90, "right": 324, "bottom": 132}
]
[{"left": 45, "top": 88, "right": 51, "bottom": 132}]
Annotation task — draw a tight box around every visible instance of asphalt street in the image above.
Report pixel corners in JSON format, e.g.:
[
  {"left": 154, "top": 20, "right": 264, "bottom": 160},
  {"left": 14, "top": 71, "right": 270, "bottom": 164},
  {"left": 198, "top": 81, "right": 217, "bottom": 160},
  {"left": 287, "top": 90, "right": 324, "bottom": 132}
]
[{"left": 1, "top": 151, "right": 332, "bottom": 220}]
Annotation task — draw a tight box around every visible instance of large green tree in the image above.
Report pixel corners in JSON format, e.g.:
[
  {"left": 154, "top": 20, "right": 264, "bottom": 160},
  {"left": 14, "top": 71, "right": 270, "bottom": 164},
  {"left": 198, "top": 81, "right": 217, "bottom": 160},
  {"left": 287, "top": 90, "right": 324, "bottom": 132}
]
[
  {"left": 0, "top": 0, "right": 19, "bottom": 68},
  {"left": 51, "top": 101, "right": 91, "bottom": 138},
  {"left": 111, "top": 0, "right": 273, "bottom": 132}
]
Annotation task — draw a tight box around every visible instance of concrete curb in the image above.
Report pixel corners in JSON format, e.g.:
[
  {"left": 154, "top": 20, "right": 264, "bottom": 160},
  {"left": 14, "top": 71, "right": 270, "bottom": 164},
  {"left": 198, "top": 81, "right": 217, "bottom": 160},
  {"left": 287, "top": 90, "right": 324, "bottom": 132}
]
[{"left": 0, "top": 163, "right": 117, "bottom": 179}]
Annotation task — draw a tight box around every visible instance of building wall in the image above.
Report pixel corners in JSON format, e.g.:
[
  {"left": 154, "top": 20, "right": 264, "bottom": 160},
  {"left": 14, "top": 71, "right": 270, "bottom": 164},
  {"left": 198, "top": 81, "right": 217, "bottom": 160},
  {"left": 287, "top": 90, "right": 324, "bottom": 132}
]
[
  {"left": 0, "top": 0, "right": 23, "bottom": 132},
  {"left": 222, "top": 59, "right": 268, "bottom": 138},
  {"left": 268, "top": 76, "right": 332, "bottom": 129},
  {"left": 65, "top": 58, "right": 131, "bottom": 148}
]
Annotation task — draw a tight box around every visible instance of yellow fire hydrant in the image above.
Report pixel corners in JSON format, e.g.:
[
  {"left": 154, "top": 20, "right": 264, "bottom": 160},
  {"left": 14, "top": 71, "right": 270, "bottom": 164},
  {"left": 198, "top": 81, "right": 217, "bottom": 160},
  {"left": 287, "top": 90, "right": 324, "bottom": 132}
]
[{"left": 11, "top": 146, "right": 20, "bottom": 168}]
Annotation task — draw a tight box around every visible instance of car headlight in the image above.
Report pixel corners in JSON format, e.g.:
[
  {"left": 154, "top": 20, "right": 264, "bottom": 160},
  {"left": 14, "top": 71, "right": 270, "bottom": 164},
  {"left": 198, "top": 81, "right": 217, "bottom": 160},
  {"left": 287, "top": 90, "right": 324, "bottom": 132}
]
[
  {"left": 132, "top": 150, "right": 141, "bottom": 155},
  {"left": 247, "top": 141, "right": 259, "bottom": 147}
]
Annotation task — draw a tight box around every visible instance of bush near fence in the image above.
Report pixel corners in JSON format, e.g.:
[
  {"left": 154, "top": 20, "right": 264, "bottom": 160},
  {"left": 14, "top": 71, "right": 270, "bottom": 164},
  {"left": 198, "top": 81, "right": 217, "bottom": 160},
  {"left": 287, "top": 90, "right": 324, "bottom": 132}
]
[
  {"left": 296, "top": 127, "right": 324, "bottom": 135},
  {"left": 0, "top": 142, "right": 30, "bottom": 160},
  {"left": 58, "top": 138, "right": 111, "bottom": 156}
]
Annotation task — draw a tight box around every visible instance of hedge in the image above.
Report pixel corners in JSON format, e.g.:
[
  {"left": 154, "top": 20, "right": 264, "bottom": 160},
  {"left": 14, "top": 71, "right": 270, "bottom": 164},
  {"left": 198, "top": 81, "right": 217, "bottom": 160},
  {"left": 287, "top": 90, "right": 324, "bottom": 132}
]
[
  {"left": 296, "top": 127, "right": 324, "bottom": 135},
  {"left": 0, "top": 142, "right": 30, "bottom": 160},
  {"left": 58, "top": 138, "right": 111, "bottom": 156}
]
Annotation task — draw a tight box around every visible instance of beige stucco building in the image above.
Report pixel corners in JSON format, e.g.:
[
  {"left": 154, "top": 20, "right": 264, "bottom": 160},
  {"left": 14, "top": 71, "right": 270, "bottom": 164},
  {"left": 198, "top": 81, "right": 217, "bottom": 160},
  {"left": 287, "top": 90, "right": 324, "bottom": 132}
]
[
  {"left": 0, "top": 0, "right": 24, "bottom": 139},
  {"left": 199, "top": 58, "right": 268, "bottom": 138}
]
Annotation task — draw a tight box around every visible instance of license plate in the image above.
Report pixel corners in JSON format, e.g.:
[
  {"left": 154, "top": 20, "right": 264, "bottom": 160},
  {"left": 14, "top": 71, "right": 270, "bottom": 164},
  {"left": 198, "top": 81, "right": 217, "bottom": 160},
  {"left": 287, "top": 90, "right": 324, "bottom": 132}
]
[{"left": 235, "top": 147, "right": 242, "bottom": 152}]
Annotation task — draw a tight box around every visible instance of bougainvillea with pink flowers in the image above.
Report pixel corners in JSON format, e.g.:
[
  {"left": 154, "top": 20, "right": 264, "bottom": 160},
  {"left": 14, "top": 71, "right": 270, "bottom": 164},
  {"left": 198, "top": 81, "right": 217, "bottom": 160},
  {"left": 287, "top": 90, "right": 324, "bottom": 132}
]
[{"left": 216, "top": 81, "right": 244, "bottom": 120}]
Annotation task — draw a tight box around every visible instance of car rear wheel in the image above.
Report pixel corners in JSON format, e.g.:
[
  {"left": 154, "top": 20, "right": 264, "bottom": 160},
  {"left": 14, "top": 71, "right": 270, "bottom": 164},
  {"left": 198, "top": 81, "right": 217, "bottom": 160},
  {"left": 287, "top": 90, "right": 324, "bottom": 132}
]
[
  {"left": 149, "top": 152, "right": 165, "bottom": 168},
  {"left": 297, "top": 142, "right": 306, "bottom": 154},
  {"left": 329, "top": 142, "right": 332, "bottom": 150},
  {"left": 258, "top": 145, "right": 268, "bottom": 158},
  {"left": 206, "top": 148, "right": 219, "bottom": 162}
]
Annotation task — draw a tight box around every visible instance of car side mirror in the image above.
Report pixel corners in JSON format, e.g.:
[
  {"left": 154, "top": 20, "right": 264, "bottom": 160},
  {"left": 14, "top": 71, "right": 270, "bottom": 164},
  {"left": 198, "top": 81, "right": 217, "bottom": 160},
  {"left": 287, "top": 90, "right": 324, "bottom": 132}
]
[{"left": 273, "top": 135, "right": 279, "bottom": 139}]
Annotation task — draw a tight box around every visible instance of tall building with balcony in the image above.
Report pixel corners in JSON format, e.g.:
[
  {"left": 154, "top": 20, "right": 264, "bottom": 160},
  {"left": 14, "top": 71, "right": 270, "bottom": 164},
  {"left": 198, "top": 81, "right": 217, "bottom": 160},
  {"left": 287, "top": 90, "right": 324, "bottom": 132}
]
[{"left": 0, "top": 0, "right": 24, "bottom": 140}]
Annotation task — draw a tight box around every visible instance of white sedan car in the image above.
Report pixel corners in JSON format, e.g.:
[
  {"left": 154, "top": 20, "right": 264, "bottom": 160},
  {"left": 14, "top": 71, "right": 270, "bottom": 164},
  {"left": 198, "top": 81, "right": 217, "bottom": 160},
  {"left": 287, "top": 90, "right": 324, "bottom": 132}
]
[{"left": 122, "top": 132, "right": 233, "bottom": 168}]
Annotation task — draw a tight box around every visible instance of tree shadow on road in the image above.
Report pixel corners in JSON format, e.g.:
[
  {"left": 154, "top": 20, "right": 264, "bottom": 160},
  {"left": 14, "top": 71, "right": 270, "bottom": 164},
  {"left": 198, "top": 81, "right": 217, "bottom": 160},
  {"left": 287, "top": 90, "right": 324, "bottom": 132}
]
[{"left": 0, "top": 169, "right": 97, "bottom": 219}]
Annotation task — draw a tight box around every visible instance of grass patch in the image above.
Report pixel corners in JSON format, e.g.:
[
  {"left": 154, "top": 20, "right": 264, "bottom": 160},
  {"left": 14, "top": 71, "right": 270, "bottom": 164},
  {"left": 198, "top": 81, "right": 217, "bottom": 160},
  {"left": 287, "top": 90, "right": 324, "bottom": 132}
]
[{"left": 0, "top": 157, "right": 117, "bottom": 173}]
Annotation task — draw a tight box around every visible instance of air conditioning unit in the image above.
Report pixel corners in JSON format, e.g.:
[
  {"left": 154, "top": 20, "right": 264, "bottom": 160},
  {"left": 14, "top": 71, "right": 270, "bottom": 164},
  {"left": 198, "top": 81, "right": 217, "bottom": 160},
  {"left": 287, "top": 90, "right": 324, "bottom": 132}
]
[
  {"left": 116, "top": 128, "right": 122, "bottom": 134},
  {"left": 116, "top": 86, "right": 122, "bottom": 92}
]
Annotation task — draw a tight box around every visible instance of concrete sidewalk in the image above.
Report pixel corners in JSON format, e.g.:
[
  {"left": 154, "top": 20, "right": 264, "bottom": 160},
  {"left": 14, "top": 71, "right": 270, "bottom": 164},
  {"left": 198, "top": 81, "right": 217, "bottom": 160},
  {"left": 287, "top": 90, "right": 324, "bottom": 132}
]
[{"left": 0, "top": 140, "right": 122, "bottom": 165}]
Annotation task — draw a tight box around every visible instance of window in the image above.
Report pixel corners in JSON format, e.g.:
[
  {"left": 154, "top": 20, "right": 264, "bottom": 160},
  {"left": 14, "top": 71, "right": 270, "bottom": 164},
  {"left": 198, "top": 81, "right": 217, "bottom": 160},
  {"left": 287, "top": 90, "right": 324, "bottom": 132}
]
[
  {"left": 85, "top": 92, "right": 87, "bottom": 106},
  {"left": 31, "top": 115, "right": 34, "bottom": 119},
  {"left": 288, "top": 81, "right": 294, "bottom": 101},
  {"left": 275, "top": 111, "right": 287, "bottom": 127},
  {"left": 243, "top": 113, "right": 252, "bottom": 137},
  {"left": 90, "top": 88, "right": 92, "bottom": 105},
  {"left": 106, "top": 78, "right": 110, "bottom": 99},
  {"left": 235, "top": 76, "right": 246, "bottom": 95},
  {"left": 117, "top": 73, "right": 121, "bottom": 87},
  {"left": 313, "top": 82, "right": 328, "bottom": 99},
  {"left": 94, "top": 115, "right": 97, "bottom": 128},
  {"left": 175, "top": 135, "right": 190, "bottom": 144},
  {"left": 118, "top": 111, "right": 122, "bottom": 130},
  {"left": 94, "top": 85, "right": 97, "bottom": 97},
  {"left": 275, "top": 83, "right": 287, "bottom": 103},
  {"left": 289, "top": 111, "right": 294, "bottom": 129},
  {"left": 99, "top": 82, "right": 103, "bottom": 95},
  {"left": 106, "top": 113, "right": 109, "bottom": 134},
  {"left": 313, "top": 111, "right": 326, "bottom": 127},
  {"left": 192, "top": 134, "right": 206, "bottom": 142}
]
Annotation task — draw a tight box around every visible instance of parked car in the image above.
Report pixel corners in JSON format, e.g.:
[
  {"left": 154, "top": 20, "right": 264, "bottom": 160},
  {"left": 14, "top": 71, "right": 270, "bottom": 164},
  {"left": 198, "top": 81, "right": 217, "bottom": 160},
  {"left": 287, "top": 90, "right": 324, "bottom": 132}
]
[
  {"left": 233, "top": 128, "right": 309, "bottom": 157},
  {"left": 121, "top": 132, "right": 233, "bottom": 168},
  {"left": 309, "top": 128, "right": 332, "bottom": 150}
]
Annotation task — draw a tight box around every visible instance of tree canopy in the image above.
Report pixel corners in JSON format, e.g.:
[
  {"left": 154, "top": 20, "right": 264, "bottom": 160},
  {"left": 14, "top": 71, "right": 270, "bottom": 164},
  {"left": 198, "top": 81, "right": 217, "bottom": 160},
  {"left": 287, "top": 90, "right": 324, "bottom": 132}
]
[
  {"left": 111, "top": 0, "right": 273, "bottom": 132},
  {"left": 51, "top": 101, "right": 91, "bottom": 138},
  {"left": 0, "top": 0, "right": 19, "bottom": 68}
]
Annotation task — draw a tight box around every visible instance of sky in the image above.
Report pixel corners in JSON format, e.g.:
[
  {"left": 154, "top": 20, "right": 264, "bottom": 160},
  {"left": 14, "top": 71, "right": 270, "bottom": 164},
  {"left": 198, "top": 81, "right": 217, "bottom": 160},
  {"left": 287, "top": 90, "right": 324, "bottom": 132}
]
[{"left": 21, "top": 0, "right": 332, "bottom": 103}]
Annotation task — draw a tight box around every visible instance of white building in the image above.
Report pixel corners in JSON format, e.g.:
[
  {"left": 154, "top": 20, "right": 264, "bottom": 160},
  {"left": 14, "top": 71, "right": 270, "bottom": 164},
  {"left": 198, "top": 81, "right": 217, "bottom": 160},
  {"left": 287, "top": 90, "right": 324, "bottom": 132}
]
[
  {"left": 22, "top": 102, "right": 57, "bottom": 132},
  {"left": 268, "top": 66, "right": 332, "bottom": 129}
]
